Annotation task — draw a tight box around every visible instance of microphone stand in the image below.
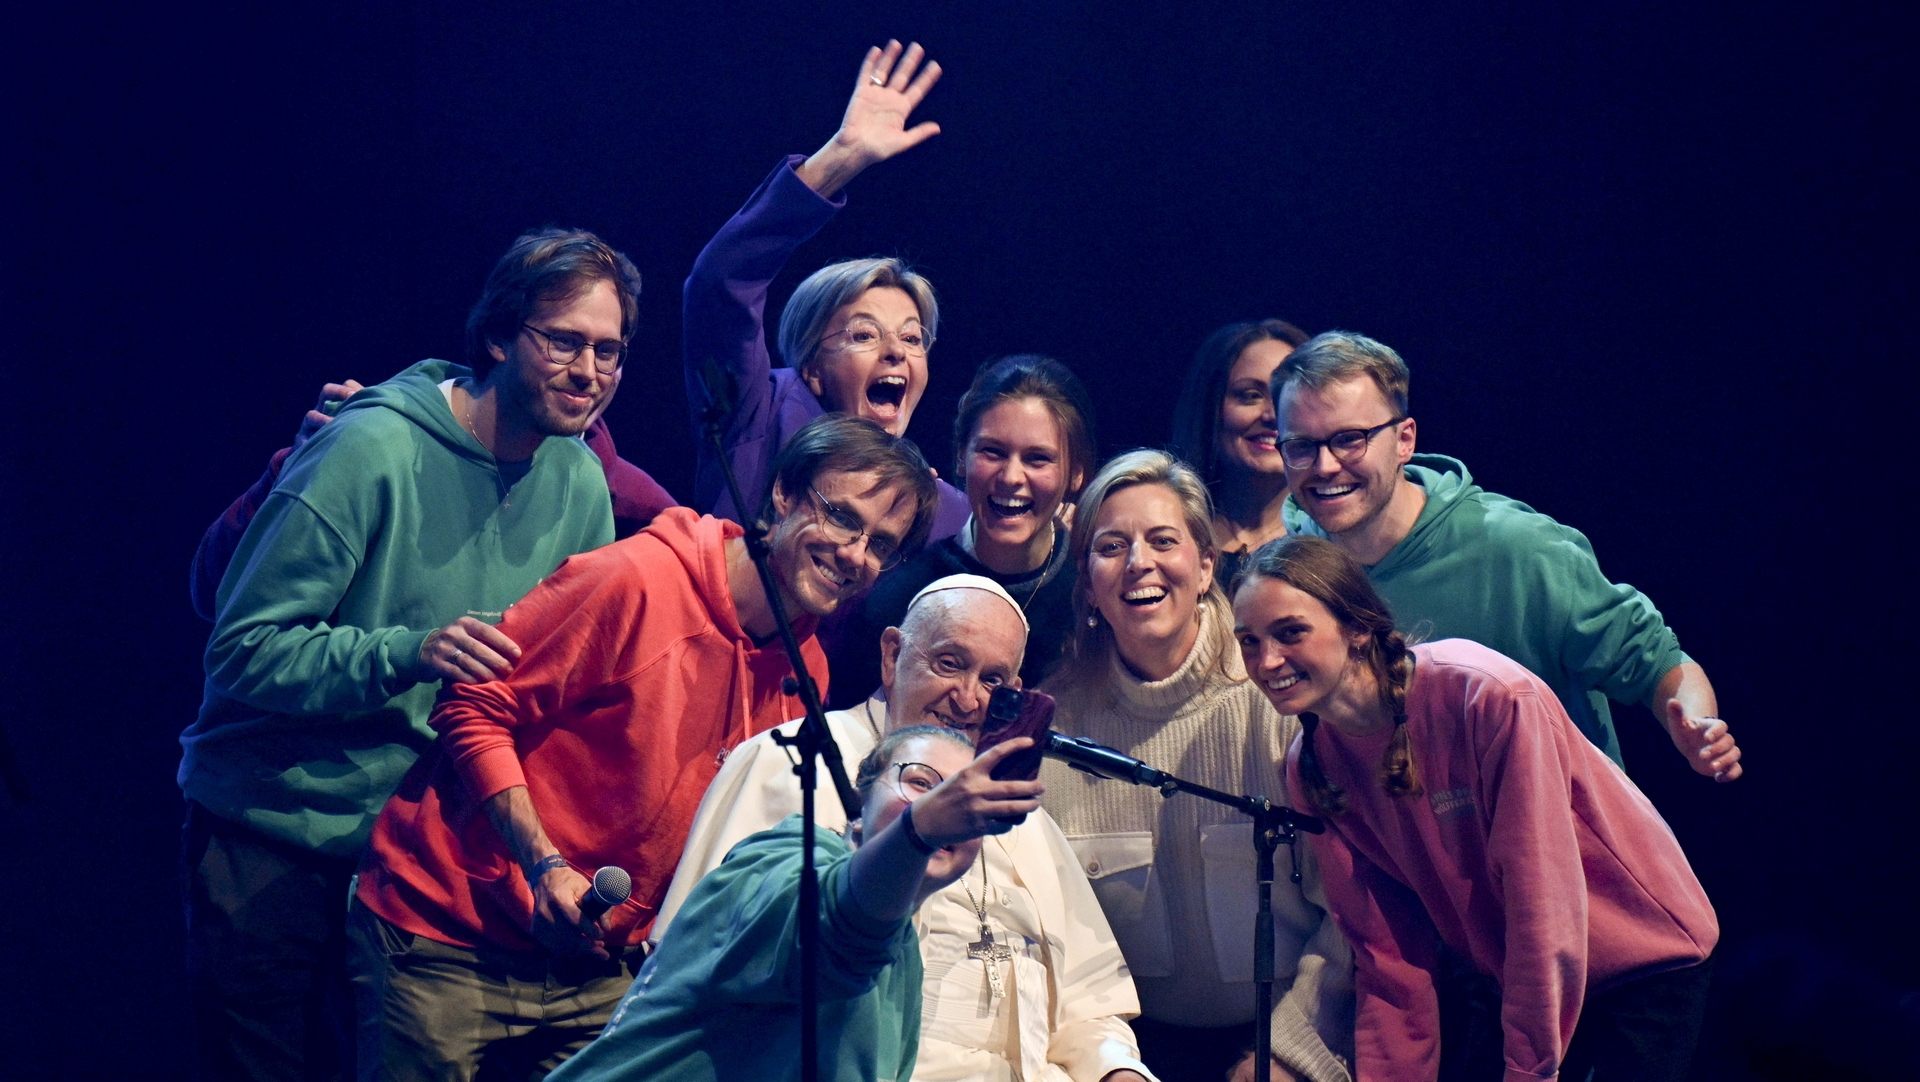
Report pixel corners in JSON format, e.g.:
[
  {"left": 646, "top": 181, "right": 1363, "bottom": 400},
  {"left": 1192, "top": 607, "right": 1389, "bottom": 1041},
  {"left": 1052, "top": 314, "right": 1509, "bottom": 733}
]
[
  {"left": 697, "top": 358, "right": 862, "bottom": 1082},
  {"left": 1054, "top": 743, "right": 1322, "bottom": 1082}
]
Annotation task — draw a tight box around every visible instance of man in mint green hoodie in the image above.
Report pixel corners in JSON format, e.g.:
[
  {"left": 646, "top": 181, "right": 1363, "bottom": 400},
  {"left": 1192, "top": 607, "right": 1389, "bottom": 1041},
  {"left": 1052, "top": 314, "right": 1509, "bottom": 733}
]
[
  {"left": 1273, "top": 331, "right": 1744, "bottom": 783},
  {"left": 179, "top": 228, "right": 634, "bottom": 1082}
]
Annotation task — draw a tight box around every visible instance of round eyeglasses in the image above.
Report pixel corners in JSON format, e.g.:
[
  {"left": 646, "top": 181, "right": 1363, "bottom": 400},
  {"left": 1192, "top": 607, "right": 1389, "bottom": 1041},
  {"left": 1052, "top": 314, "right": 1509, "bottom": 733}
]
[
  {"left": 818, "top": 317, "right": 932, "bottom": 358},
  {"left": 521, "top": 323, "right": 627, "bottom": 375},
  {"left": 809, "top": 486, "right": 906, "bottom": 571},
  {"left": 889, "top": 762, "right": 945, "bottom": 799}
]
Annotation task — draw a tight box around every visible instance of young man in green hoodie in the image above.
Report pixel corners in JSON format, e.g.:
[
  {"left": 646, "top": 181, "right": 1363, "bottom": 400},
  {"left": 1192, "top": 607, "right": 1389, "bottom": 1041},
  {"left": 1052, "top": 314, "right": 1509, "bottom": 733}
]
[
  {"left": 1273, "top": 331, "right": 1743, "bottom": 783},
  {"left": 178, "top": 228, "right": 637, "bottom": 1082}
]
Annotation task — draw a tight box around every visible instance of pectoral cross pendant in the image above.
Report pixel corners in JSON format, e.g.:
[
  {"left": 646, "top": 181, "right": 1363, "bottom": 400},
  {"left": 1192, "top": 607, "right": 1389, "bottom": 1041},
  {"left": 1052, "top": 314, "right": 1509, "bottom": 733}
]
[{"left": 967, "top": 923, "right": 1012, "bottom": 999}]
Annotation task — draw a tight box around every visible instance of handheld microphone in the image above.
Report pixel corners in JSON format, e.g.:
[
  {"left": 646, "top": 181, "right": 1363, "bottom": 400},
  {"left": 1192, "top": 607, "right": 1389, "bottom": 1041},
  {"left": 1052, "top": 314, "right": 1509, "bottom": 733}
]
[
  {"left": 578, "top": 866, "right": 632, "bottom": 923},
  {"left": 1042, "top": 733, "right": 1172, "bottom": 787}
]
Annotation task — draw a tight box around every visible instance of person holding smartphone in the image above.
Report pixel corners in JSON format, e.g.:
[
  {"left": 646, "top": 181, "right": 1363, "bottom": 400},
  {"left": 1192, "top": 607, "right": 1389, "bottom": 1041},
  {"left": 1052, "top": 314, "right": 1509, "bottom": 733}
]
[
  {"left": 1041, "top": 451, "right": 1353, "bottom": 1082},
  {"left": 548, "top": 727, "right": 1040, "bottom": 1082},
  {"left": 657, "top": 575, "right": 1155, "bottom": 1082}
]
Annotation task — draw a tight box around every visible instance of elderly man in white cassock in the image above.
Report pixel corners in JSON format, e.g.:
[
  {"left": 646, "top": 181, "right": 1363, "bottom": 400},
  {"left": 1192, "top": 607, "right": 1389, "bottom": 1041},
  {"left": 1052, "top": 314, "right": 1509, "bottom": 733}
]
[{"left": 655, "top": 574, "right": 1155, "bottom": 1082}]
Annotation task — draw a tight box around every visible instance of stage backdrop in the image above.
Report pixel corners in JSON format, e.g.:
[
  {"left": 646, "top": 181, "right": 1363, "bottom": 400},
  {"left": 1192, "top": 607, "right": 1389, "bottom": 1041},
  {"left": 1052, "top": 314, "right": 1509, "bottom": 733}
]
[{"left": 6, "top": 2, "right": 1913, "bottom": 1078}]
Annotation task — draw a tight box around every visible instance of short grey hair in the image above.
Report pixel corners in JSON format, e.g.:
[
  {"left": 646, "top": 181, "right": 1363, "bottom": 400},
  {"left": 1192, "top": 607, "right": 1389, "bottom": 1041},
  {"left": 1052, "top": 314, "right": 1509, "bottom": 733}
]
[
  {"left": 1273, "top": 331, "right": 1411, "bottom": 418},
  {"left": 776, "top": 257, "right": 939, "bottom": 376}
]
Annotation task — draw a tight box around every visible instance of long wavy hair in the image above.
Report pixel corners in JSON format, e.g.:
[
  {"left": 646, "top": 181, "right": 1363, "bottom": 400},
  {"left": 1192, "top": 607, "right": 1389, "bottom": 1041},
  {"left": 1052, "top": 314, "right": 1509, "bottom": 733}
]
[{"left": 1240, "top": 535, "right": 1420, "bottom": 814}]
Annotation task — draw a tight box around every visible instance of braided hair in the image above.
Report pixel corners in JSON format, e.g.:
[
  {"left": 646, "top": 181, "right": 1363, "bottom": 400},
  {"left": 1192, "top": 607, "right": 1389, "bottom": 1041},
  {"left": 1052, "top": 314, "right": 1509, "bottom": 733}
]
[{"left": 1243, "top": 535, "right": 1420, "bottom": 816}]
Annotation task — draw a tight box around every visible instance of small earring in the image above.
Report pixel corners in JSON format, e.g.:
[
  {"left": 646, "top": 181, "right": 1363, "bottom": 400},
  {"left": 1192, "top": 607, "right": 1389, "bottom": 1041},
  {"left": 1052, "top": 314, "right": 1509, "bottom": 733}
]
[{"left": 1087, "top": 613, "right": 1099, "bottom": 628}]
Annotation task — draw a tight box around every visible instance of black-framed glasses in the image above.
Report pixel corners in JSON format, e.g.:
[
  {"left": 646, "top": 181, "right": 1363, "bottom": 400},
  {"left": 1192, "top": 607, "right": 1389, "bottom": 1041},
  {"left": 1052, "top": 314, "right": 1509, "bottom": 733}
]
[
  {"left": 889, "top": 762, "right": 945, "bottom": 799},
  {"left": 809, "top": 485, "right": 906, "bottom": 571},
  {"left": 818, "top": 317, "right": 933, "bottom": 358},
  {"left": 1278, "top": 418, "right": 1405, "bottom": 470},
  {"left": 521, "top": 323, "right": 627, "bottom": 375}
]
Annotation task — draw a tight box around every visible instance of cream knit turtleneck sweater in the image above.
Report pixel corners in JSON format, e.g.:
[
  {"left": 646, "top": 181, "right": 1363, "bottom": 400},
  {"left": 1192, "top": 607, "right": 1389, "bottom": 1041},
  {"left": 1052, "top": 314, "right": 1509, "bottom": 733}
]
[{"left": 1040, "top": 601, "right": 1354, "bottom": 1082}]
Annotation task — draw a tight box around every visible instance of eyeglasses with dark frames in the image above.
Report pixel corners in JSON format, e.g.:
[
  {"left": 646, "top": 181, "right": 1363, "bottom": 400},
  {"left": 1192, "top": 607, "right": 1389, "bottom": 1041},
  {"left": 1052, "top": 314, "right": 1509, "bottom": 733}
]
[
  {"left": 888, "top": 761, "right": 944, "bottom": 799},
  {"left": 521, "top": 323, "right": 627, "bottom": 375},
  {"left": 808, "top": 485, "right": 906, "bottom": 571},
  {"left": 1278, "top": 418, "right": 1406, "bottom": 471}
]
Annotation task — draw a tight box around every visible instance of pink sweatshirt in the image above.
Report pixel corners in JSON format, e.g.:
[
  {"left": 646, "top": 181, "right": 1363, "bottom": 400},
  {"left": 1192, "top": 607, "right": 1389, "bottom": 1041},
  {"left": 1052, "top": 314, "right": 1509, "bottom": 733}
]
[{"left": 1286, "top": 640, "right": 1716, "bottom": 1082}]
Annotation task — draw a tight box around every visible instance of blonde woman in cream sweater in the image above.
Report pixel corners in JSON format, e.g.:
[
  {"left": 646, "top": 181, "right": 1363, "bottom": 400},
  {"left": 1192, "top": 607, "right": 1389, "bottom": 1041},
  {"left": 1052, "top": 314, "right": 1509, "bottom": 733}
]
[{"left": 1041, "top": 450, "right": 1353, "bottom": 1082}]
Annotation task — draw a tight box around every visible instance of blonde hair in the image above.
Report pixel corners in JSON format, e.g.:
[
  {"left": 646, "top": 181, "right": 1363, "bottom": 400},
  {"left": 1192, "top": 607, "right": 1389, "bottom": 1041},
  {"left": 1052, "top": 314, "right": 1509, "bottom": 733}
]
[
  {"left": 776, "top": 257, "right": 939, "bottom": 384},
  {"left": 1046, "top": 449, "right": 1237, "bottom": 698},
  {"left": 1272, "top": 331, "right": 1411, "bottom": 418}
]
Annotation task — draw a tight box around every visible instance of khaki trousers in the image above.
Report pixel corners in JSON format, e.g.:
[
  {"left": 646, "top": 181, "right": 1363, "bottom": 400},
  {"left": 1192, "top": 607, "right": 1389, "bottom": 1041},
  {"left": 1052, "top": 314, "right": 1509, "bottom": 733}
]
[{"left": 345, "top": 902, "right": 641, "bottom": 1082}]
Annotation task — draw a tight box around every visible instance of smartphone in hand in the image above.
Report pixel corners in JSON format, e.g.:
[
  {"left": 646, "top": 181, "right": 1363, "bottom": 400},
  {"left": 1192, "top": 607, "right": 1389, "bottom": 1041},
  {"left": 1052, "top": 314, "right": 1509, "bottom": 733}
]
[{"left": 979, "top": 687, "right": 1055, "bottom": 781}]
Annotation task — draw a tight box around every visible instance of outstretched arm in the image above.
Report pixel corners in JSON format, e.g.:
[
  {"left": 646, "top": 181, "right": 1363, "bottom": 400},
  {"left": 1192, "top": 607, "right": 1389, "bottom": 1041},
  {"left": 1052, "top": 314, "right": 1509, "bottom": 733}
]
[
  {"left": 845, "top": 739, "right": 1042, "bottom": 923},
  {"left": 796, "top": 40, "right": 944, "bottom": 198},
  {"left": 1651, "top": 661, "right": 1742, "bottom": 782}
]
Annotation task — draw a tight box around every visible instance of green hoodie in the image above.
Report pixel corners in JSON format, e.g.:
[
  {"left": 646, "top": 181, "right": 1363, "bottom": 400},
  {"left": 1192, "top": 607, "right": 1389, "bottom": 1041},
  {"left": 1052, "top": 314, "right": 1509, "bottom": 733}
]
[
  {"left": 1285, "top": 454, "right": 1686, "bottom": 766},
  {"left": 180, "top": 359, "right": 614, "bottom": 857},
  {"left": 547, "top": 816, "right": 921, "bottom": 1082}
]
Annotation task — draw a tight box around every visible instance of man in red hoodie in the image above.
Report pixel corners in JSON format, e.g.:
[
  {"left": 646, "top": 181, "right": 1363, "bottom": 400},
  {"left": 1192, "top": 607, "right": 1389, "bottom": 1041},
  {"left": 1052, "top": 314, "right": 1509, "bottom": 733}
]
[{"left": 346, "top": 413, "right": 939, "bottom": 1081}]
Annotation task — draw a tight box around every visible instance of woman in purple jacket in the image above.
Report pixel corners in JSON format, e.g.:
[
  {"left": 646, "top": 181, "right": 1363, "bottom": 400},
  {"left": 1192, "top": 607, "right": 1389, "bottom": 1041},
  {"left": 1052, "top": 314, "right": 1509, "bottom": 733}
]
[{"left": 683, "top": 39, "right": 968, "bottom": 538}]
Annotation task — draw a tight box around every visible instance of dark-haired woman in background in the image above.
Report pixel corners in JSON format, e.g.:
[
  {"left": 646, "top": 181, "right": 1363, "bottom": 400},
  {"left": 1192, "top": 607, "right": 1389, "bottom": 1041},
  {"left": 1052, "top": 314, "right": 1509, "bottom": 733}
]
[
  {"left": 1233, "top": 535, "right": 1718, "bottom": 1082},
  {"left": 1169, "top": 319, "right": 1310, "bottom": 591},
  {"left": 827, "top": 354, "right": 1096, "bottom": 707}
]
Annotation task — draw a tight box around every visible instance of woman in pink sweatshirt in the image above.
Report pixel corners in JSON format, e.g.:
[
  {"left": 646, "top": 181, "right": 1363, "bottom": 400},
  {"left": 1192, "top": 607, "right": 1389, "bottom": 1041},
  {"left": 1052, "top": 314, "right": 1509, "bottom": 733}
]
[{"left": 1230, "top": 535, "right": 1717, "bottom": 1082}]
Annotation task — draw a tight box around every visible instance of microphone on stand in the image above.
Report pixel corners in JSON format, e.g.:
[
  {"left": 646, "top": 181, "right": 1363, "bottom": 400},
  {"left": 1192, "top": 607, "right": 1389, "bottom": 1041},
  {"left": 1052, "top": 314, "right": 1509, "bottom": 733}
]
[
  {"left": 1042, "top": 733, "right": 1173, "bottom": 787},
  {"left": 578, "top": 866, "right": 632, "bottom": 923}
]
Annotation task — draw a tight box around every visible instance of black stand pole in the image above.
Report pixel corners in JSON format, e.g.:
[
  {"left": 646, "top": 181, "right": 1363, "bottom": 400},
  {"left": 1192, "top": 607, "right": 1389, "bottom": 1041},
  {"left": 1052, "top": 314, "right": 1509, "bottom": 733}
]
[
  {"left": 1063, "top": 750, "right": 1322, "bottom": 1081},
  {"left": 697, "top": 359, "right": 862, "bottom": 1082}
]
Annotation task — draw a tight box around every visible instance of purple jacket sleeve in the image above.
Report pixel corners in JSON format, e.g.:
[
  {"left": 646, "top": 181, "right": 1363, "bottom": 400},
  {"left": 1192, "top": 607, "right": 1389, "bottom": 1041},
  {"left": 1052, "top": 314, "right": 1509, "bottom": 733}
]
[
  {"left": 683, "top": 155, "right": 844, "bottom": 522},
  {"left": 582, "top": 416, "right": 679, "bottom": 539},
  {"left": 190, "top": 447, "right": 294, "bottom": 621}
]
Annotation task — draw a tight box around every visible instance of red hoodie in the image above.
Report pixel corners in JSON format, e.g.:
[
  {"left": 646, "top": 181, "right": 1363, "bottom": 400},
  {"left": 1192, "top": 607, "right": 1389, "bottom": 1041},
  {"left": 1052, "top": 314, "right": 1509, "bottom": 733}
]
[
  {"left": 357, "top": 507, "right": 824, "bottom": 952},
  {"left": 1288, "top": 640, "right": 1716, "bottom": 1082}
]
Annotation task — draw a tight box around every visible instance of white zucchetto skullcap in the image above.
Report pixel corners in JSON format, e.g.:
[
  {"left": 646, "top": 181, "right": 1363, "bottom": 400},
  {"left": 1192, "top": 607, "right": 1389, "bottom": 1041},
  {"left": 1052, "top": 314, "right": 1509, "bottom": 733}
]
[{"left": 905, "top": 574, "right": 1029, "bottom": 634}]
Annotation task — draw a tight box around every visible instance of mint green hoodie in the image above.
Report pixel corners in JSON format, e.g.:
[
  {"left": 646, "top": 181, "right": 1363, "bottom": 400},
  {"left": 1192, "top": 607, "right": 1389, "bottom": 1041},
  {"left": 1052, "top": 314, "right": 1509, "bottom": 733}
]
[
  {"left": 179, "top": 359, "right": 614, "bottom": 857},
  {"left": 1285, "top": 454, "right": 1686, "bottom": 766},
  {"left": 547, "top": 816, "right": 921, "bottom": 1082}
]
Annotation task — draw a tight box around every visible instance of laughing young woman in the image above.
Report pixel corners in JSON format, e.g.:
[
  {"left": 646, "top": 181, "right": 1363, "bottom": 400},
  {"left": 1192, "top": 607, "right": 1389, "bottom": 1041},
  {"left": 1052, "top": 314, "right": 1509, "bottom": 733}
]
[
  {"left": 684, "top": 40, "right": 968, "bottom": 538},
  {"left": 1039, "top": 450, "right": 1354, "bottom": 1082},
  {"left": 1232, "top": 536, "right": 1717, "bottom": 1082},
  {"left": 827, "top": 354, "right": 1097, "bottom": 707},
  {"left": 1169, "top": 319, "right": 1311, "bottom": 592}
]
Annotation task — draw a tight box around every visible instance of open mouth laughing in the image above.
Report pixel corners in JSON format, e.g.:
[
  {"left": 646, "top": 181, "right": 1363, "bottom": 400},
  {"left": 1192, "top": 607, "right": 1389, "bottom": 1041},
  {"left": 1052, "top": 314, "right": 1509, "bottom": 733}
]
[
  {"left": 1264, "top": 672, "right": 1303, "bottom": 692},
  {"left": 809, "top": 550, "right": 855, "bottom": 597},
  {"left": 1303, "top": 482, "right": 1358, "bottom": 502},
  {"left": 1121, "top": 585, "right": 1168, "bottom": 608},
  {"left": 985, "top": 494, "right": 1034, "bottom": 522},
  {"left": 865, "top": 374, "right": 908, "bottom": 419}
]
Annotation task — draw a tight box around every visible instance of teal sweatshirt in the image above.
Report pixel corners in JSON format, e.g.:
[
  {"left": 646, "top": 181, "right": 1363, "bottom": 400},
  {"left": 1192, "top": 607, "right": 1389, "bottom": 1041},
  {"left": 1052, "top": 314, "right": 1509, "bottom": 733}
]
[
  {"left": 1285, "top": 454, "right": 1686, "bottom": 766},
  {"left": 548, "top": 816, "right": 922, "bottom": 1082},
  {"left": 179, "top": 359, "right": 614, "bottom": 857}
]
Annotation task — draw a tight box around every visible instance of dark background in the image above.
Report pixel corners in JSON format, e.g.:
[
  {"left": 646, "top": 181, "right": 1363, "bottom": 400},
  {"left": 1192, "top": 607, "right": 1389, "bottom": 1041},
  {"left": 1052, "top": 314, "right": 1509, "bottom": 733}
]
[{"left": 5, "top": 2, "right": 1913, "bottom": 1078}]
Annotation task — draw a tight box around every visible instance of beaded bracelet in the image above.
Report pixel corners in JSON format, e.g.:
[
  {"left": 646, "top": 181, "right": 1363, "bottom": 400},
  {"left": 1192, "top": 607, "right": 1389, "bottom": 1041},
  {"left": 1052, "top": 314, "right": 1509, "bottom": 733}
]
[
  {"left": 899, "top": 802, "right": 938, "bottom": 855},
  {"left": 528, "top": 853, "right": 571, "bottom": 882}
]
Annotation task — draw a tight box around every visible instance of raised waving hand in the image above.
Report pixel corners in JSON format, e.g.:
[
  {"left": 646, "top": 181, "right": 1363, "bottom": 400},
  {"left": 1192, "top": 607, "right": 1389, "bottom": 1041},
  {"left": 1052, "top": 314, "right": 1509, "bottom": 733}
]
[{"left": 798, "top": 40, "right": 943, "bottom": 198}]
